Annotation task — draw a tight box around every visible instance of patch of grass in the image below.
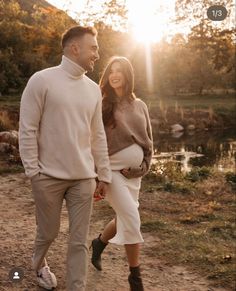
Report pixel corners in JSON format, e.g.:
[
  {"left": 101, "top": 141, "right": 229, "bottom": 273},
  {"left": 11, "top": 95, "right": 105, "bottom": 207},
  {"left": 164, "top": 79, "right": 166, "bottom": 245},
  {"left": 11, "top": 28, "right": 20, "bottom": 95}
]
[
  {"left": 225, "top": 172, "right": 236, "bottom": 183},
  {"left": 141, "top": 164, "right": 167, "bottom": 192},
  {"left": 185, "top": 166, "right": 211, "bottom": 182},
  {"left": 0, "top": 95, "right": 20, "bottom": 108},
  {"left": 147, "top": 93, "right": 236, "bottom": 110},
  {"left": 178, "top": 211, "right": 218, "bottom": 225},
  {"left": 0, "top": 119, "right": 9, "bottom": 131},
  {"left": 163, "top": 181, "right": 194, "bottom": 194},
  {"left": 179, "top": 217, "right": 201, "bottom": 225},
  {"left": 141, "top": 183, "right": 163, "bottom": 193},
  {"left": 163, "top": 181, "right": 175, "bottom": 192},
  {"left": 144, "top": 225, "right": 235, "bottom": 289},
  {"left": 196, "top": 212, "right": 218, "bottom": 222},
  {"left": 93, "top": 201, "right": 114, "bottom": 222},
  {"left": 140, "top": 170, "right": 235, "bottom": 289},
  {"left": 141, "top": 220, "right": 167, "bottom": 232},
  {"left": 0, "top": 165, "right": 24, "bottom": 175},
  {"left": 225, "top": 172, "right": 236, "bottom": 190},
  {"left": 0, "top": 116, "right": 13, "bottom": 131},
  {"left": 208, "top": 223, "right": 236, "bottom": 240},
  {"left": 215, "top": 107, "right": 236, "bottom": 128},
  {"left": 0, "top": 97, "right": 20, "bottom": 130}
]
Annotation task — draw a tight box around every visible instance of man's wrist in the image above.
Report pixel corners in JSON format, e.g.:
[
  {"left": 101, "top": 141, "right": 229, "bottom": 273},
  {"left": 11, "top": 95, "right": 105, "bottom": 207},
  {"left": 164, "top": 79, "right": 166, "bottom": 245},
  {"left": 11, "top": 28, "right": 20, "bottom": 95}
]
[{"left": 97, "top": 180, "right": 109, "bottom": 185}]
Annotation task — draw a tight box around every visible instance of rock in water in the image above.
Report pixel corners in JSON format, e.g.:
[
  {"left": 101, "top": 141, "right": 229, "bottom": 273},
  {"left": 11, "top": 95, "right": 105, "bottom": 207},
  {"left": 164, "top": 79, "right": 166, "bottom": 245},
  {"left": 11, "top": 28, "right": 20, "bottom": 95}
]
[{"left": 171, "top": 124, "right": 184, "bottom": 133}]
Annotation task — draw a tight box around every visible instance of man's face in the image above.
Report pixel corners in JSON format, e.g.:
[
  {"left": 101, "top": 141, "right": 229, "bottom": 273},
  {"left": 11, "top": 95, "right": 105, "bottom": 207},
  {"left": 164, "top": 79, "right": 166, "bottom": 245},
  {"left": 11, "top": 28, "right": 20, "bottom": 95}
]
[{"left": 72, "top": 34, "right": 99, "bottom": 72}]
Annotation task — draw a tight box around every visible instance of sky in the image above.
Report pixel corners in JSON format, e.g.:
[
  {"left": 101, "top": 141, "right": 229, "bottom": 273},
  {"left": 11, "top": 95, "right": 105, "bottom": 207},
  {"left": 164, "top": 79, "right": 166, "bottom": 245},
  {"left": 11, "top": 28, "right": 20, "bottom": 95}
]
[
  {"left": 46, "top": 0, "right": 234, "bottom": 43},
  {"left": 47, "top": 0, "right": 179, "bottom": 42}
]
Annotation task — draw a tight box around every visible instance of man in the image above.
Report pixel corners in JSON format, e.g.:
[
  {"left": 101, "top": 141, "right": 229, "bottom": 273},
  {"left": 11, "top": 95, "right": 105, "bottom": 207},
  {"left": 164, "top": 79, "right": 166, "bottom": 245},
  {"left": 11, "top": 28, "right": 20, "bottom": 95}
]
[{"left": 19, "top": 26, "right": 112, "bottom": 291}]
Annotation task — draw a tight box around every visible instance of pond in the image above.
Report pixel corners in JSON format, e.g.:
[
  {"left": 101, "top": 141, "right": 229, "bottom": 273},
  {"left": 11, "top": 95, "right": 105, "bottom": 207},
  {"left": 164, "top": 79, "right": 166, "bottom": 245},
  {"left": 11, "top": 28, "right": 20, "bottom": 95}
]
[
  {"left": 0, "top": 107, "right": 235, "bottom": 174},
  {"left": 153, "top": 129, "right": 236, "bottom": 173}
]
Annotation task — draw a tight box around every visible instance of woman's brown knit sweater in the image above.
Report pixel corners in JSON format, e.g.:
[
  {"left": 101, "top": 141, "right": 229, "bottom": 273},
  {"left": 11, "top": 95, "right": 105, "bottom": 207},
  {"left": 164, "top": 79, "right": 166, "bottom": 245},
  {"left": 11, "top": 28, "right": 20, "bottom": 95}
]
[{"left": 104, "top": 98, "right": 153, "bottom": 176}]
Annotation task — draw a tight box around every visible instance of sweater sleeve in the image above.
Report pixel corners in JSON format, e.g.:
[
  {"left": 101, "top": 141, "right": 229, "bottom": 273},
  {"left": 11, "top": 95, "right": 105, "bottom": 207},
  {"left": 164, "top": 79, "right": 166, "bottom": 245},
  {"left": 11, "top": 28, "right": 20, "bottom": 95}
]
[
  {"left": 141, "top": 102, "right": 153, "bottom": 175},
  {"left": 19, "top": 72, "right": 46, "bottom": 178},
  {"left": 90, "top": 90, "right": 112, "bottom": 183}
]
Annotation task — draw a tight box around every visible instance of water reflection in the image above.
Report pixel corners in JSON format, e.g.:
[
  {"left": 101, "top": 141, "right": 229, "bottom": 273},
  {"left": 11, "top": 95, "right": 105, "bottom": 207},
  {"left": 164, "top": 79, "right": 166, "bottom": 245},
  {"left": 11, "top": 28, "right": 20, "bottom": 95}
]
[{"left": 153, "top": 130, "right": 236, "bottom": 173}]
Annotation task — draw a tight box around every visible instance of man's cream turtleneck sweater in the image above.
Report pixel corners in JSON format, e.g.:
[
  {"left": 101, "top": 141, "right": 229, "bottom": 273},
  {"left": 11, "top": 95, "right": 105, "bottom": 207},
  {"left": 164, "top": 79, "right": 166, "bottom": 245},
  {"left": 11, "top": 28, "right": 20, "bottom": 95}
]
[{"left": 19, "top": 55, "right": 112, "bottom": 183}]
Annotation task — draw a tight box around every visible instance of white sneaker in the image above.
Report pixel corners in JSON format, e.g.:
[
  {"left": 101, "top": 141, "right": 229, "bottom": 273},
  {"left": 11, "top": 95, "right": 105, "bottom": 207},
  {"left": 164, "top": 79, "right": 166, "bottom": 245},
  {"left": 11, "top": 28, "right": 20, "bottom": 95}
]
[{"left": 37, "top": 265, "right": 57, "bottom": 290}]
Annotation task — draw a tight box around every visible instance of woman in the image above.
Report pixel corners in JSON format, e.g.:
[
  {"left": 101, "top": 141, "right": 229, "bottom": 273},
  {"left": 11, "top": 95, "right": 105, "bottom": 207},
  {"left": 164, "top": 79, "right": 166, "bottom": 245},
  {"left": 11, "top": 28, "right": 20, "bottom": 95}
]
[{"left": 91, "top": 56, "right": 153, "bottom": 291}]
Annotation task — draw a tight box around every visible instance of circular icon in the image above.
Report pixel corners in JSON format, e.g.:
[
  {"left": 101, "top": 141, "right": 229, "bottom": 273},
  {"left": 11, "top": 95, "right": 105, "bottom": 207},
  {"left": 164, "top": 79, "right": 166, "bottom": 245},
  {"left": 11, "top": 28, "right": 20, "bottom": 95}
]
[
  {"left": 9, "top": 267, "right": 24, "bottom": 283},
  {"left": 207, "top": 5, "right": 228, "bottom": 21}
]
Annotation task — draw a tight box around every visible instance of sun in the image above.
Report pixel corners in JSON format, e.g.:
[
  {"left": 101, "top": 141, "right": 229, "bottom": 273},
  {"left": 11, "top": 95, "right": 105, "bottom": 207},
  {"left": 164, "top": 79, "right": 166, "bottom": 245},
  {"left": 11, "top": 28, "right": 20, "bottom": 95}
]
[
  {"left": 130, "top": 18, "right": 166, "bottom": 44},
  {"left": 127, "top": 0, "right": 175, "bottom": 44},
  {"left": 47, "top": 0, "right": 175, "bottom": 44}
]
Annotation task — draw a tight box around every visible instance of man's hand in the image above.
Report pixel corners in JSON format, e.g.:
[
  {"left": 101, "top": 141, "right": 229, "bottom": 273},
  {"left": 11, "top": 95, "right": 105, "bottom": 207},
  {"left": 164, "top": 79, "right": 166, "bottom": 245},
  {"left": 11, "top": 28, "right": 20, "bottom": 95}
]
[{"left": 94, "top": 181, "right": 108, "bottom": 201}]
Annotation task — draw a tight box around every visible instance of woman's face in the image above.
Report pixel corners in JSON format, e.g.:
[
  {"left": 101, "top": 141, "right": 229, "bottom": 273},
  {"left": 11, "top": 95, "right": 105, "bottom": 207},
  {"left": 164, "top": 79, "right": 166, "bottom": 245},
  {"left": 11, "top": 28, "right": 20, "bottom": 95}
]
[{"left": 108, "top": 62, "right": 125, "bottom": 91}]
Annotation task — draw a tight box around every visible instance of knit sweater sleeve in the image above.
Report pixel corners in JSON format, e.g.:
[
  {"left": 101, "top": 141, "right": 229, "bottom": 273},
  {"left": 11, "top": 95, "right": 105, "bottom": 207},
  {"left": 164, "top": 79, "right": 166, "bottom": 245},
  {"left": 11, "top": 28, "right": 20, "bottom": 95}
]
[
  {"left": 141, "top": 101, "right": 153, "bottom": 175},
  {"left": 19, "top": 72, "right": 46, "bottom": 178},
  {"left": 90, "top": 89, "right": 112, "bottom": 183}
]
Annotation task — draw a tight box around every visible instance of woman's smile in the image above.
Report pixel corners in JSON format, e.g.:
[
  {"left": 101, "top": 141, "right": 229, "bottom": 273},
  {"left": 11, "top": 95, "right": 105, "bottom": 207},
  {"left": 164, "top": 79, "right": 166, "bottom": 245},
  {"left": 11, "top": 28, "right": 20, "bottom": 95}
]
[{"left": 108, "top": 62, "right": 125, "bottom": 90}]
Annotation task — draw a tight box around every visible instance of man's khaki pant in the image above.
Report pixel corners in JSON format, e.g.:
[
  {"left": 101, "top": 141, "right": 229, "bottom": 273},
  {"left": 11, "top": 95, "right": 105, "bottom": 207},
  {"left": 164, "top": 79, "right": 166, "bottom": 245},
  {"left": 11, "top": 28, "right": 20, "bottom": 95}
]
[{"left": 31, "top": 173, "right": 96, "bottom": 291}]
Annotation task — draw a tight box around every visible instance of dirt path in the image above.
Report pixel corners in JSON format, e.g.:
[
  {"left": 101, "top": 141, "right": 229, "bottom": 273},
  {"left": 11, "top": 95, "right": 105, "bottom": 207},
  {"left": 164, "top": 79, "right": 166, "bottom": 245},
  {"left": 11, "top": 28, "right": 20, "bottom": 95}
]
[{"left": 0, "top": 173, "right": 229, "bottom": 291}]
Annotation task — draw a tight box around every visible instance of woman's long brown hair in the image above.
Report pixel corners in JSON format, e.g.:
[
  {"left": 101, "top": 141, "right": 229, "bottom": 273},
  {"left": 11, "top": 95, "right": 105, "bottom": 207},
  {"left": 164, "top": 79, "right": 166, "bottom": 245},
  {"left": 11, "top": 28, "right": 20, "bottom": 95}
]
[{"left": 99, "top": 56, "right": 136, "bottom": 127}]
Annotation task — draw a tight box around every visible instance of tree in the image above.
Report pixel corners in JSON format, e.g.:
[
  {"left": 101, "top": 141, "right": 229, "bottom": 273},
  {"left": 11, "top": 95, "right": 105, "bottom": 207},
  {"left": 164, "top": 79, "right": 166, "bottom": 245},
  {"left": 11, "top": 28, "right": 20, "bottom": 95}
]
[
  {"left": 174, "top": 0, "right": 235, "bottom": 93},
  {"left": 75, "top": 0, "right": 128, "bottom": 31},
  {"left": 0, "top": 0, "right": 75, "bottom": 94}
]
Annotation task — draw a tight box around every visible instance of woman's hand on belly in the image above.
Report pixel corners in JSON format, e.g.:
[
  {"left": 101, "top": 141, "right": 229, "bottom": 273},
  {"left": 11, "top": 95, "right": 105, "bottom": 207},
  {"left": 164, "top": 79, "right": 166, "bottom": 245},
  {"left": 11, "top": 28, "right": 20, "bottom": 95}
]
[
  {"left": 120, "top": 168, "right": 130, "bottom": 177},
  {"left": 120, "top": 164, "right": 146, "bottom": 179}
]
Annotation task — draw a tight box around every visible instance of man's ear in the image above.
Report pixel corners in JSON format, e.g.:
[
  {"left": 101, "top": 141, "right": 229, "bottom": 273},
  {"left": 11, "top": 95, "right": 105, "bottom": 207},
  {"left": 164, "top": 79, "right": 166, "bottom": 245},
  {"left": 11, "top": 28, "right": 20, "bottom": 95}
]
[{"left": 71, "top": 42, "right": 80, "bottom": 55}]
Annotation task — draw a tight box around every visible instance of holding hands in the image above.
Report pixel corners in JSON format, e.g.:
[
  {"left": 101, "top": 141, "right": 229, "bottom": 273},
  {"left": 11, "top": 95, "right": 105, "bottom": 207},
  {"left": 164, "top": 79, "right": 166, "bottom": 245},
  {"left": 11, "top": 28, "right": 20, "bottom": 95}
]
[{"left": 94, "top": 181, "right": 108, "bottom": 201}]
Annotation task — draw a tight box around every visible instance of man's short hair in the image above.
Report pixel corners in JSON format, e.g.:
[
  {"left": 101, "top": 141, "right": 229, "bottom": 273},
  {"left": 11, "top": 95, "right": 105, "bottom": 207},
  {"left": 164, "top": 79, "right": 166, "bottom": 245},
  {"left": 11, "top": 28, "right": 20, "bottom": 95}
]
[{"left": 61, "top": 26, "right": 97, "bottom": 48}]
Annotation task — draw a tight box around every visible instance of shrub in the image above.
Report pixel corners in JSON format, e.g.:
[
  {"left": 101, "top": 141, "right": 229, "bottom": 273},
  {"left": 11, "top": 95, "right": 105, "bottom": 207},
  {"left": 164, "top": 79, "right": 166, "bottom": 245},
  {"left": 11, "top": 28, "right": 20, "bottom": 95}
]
[
  {"left": 225, "top": 172, "right": 236, "bottom": 190},
  {"left": 185, "top": 167, "right": 211, "bottom": 182}
]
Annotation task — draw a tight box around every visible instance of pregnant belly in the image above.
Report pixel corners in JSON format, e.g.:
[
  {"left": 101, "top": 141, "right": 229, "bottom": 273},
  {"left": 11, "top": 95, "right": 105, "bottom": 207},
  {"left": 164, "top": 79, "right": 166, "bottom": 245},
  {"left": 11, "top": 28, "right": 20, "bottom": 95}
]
[{"left": 109, "top": 143, "right": 144, "bottom": 170}]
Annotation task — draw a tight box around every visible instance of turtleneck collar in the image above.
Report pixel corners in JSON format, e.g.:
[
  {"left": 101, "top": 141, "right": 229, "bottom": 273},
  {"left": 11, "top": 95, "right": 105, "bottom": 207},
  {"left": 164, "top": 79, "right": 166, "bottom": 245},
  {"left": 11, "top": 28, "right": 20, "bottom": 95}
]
[{"left": 60, "top": 55, "right": 86, "bottom": 79}]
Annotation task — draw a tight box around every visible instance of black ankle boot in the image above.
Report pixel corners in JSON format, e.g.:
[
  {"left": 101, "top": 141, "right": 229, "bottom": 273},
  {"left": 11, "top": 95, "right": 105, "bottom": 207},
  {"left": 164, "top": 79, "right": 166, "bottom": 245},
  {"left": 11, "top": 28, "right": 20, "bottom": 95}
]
[
  {"left": 128, "top": 265, "right": 144, "bottom": 291},
  {"left": 91, "top": 234, "right": 108, "bottom": 271}
]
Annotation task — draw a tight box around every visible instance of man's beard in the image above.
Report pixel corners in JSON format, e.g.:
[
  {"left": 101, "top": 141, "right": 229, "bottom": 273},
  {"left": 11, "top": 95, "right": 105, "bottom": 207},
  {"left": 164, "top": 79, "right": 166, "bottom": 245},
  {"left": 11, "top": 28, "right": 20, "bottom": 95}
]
[{"left": 80, "top": 59, "right": 95, "bottom": 72}]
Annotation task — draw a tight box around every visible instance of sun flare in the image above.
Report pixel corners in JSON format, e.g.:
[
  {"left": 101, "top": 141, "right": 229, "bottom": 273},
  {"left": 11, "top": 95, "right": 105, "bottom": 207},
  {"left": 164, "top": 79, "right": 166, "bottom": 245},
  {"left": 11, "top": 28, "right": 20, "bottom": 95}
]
[
  {"left": 48, "top": 0, "right": 176, "bottom": 44},
  {"left": 130, "top": 18, "right": 166, "bottom": 44},
  {"left": 127, "top": 0, "right": 175, "bottom": 43}
]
